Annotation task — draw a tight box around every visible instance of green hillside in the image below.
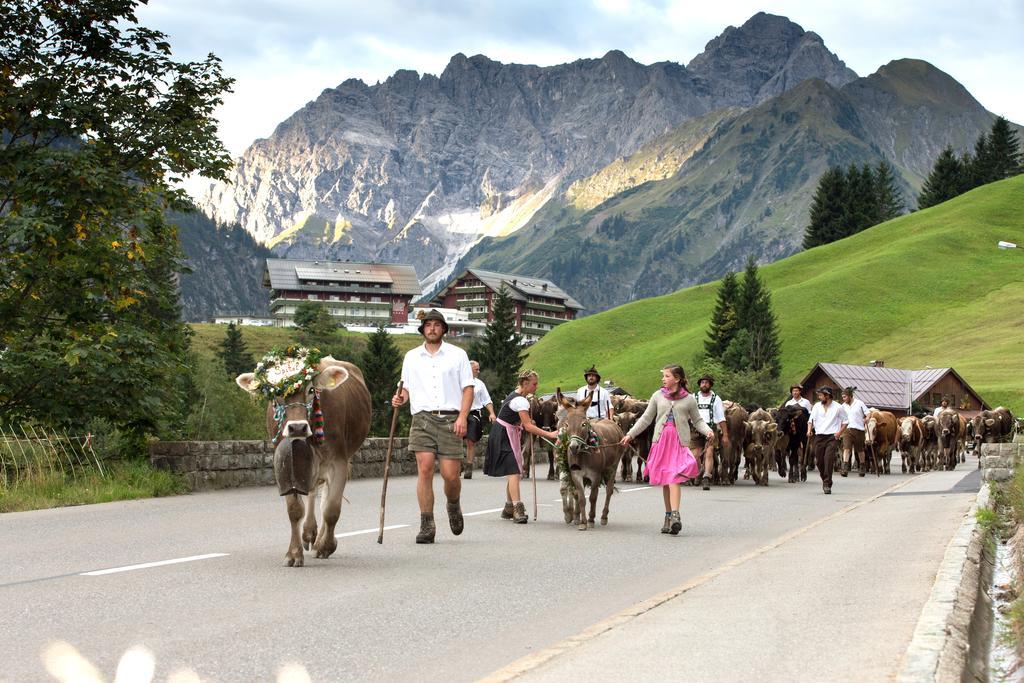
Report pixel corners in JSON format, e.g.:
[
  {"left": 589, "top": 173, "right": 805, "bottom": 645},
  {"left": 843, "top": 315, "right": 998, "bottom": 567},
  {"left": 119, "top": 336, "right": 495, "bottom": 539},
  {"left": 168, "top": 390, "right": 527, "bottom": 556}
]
[{"left": 525, "top": 176, "right": 1024, "bottom": 411}]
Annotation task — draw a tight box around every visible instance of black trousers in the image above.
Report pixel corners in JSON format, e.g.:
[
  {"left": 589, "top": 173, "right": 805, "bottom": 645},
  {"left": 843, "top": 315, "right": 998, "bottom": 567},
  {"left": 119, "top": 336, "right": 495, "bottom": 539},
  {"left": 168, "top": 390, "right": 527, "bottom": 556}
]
[{"left": 813, "top": 434, "right": 839, "bottom": 488}]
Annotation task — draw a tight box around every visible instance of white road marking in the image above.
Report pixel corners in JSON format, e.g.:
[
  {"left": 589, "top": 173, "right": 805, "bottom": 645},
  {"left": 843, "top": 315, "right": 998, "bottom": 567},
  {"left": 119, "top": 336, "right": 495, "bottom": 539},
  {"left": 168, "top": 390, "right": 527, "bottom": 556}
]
[
  {"left": 335, "top": 524, "right": 409, "bottom": 538},
  {"left": 463, "top": 507, "right": 506, "bottom": 517},
  {"left": 81, "top": 553, "right": 228, "bottom": 576},
  {"left": 619, "top": 486, "right": 655, "bottom": 493}
]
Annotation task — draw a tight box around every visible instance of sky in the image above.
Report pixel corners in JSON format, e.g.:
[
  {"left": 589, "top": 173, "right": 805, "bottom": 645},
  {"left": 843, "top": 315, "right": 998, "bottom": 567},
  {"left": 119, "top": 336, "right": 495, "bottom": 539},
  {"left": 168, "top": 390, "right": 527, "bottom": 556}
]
[{"left": 136, "top": 0, "right": 1024, "bottom": 166}]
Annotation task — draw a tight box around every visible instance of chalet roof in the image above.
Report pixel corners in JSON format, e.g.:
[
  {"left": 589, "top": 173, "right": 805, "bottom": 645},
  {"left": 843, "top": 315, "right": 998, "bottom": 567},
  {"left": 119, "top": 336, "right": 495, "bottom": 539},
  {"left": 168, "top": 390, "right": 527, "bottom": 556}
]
[
  {"left": 264, "top": 259, "right": 421, "bottom": 296},
  {"left": 439, "top": 268, "right": 583, "bottom": 310},
  {"left": 800, "top": 363, "right": 989, "bottom": 411}
]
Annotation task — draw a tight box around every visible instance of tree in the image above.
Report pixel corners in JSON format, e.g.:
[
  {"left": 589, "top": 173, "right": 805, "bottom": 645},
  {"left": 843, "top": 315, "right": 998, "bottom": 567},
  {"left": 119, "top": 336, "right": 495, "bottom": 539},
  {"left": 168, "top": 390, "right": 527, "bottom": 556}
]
[
  {"left": 986, "top": 116, "right": 1022, "bottom": 180},
  {"left": 704, "top": 271, "right": 740, "bottom": 358},
  {"left": 293, "top": 301, "right": 344, "bottom": 354},
  {"left": 216, "top": 322, "right": 254, "bottom": 378},
  {"left": 474, "top": 284, "right": 525, "bottom": 401},
  {"left": 360, "top": 324, "right": 405, "bottom": 437},
  {"left": 843, "top": 163, "right": 877, "bottom": 236},
  {"left": 734, "top": 256, "right": 781, "bottom": 379},
  {"left": 918, "top": 147, "right": 967, "bottom": 209},
  {"left": 803, "top": 167, "right": 847, "bottom": 249},
  {"left": 873, "top": 160, "right": 905, "bottom": 223},
  {"left": 0, "top": 1, "right": 232, "bottom": 438}
]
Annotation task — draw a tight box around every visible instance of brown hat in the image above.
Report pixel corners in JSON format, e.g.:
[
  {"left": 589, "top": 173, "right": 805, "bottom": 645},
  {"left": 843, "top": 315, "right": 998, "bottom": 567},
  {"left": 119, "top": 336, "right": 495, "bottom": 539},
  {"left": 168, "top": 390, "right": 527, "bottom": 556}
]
[
  {"left": 816, "top": 386, "right": 834, "bottom": 398},
  {"left": 790, "top": 384, "right": 803, "bottom": 392},
  {"left": 583, "top": 365, "right": 601, "bottom": 381},
  {"left": 417, "top": 309, "right": 449, "bottom": 335}
]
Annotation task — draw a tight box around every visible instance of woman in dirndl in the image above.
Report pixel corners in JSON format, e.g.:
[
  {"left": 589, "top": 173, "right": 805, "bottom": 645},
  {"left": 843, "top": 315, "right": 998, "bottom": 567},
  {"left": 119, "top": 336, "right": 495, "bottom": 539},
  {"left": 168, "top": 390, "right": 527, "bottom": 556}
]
[
  {"left": 483, "top": 370, "right": 560, "bottom": 524},
  {"left": 620, "top": 365, "right": 713, "bottom": 535}
]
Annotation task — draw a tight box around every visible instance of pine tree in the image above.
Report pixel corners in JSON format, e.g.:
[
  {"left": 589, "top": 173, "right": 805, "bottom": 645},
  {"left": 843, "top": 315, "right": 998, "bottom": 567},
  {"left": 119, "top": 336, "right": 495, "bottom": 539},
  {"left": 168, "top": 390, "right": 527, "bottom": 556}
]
[
  {"left": 704, "top": 271, "right": 740, "bottom": 358},
  {"left": 918, "top": 147, "right": 967, "bottom": 209},
  {"left": 361, "top": 324, "right": 404, "bottom": 437},
  {"left": 476, "top": 284, "right": 526, "bottom": 401},
  {"left": 293, "top": 301, "right": 342, "bottom": 353},
  {"left": 735, "top": 256, "right": 781, "bottom": 378},
  {"left": 216, "top": 322, "right": 254, "bottom": 378},
  {"left": 965, "top": 133, "right": 993, "bottom": 188},
  {"left": 987, "top": 116, "right": 1023, "bottom": 180},
  {"left": 803, "top": 167, "right": 848, "bottom": 249},
  {"left": 843, "top": 163, "right": 877, "bottom": 235},
  {"left": 873, "top": 160, "right": 905, "bottom": 223}
]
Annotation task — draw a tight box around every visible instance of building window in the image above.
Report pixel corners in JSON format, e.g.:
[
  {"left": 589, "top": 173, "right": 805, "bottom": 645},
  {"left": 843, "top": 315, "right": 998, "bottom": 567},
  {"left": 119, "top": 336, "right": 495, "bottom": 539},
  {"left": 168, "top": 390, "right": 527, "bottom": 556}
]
[{"left": 307, "top": 294, "right": 317, "bottom": 300}]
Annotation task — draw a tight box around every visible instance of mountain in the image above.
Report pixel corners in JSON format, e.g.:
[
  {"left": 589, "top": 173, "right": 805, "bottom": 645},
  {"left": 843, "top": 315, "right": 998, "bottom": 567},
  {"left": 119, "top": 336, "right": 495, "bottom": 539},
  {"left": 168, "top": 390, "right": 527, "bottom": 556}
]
[
  {"left": 198, "top": 13, "right": 856, "bottom": 289},
  {"left": 173, "top": 210, "right": 272, "bottom": 321},
  {"left": 521, "top": 176, "right": 1024, "bottom": 412},
  {"left": 457, "top": 58, "right": 1002, "bottom": 311}
]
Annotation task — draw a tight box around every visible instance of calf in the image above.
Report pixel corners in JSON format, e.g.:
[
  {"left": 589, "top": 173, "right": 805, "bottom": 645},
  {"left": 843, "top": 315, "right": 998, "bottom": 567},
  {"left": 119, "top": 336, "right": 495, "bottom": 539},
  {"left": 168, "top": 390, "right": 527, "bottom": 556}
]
[{"left": 744, "top": 419, "right": 777, "bottom": 486}]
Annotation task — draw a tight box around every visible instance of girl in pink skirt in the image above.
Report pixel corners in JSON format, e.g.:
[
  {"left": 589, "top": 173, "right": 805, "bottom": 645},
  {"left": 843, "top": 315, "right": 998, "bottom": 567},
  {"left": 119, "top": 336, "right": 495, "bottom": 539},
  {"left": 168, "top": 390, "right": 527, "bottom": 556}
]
[{"left": 621, "top": 365, "right": 714, "bottom": 535}]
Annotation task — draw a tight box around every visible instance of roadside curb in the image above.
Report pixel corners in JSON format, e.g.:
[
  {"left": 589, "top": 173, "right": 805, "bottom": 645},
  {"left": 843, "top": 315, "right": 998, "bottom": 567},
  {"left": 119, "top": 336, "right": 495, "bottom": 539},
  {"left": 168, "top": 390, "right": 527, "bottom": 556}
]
[{"left": 898, "top": 483, "right": 992, "bottom": 682}]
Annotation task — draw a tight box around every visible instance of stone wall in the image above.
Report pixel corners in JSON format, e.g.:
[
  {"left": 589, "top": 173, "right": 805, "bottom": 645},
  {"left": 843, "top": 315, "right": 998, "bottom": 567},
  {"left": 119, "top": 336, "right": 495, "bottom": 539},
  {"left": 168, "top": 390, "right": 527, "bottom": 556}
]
[
  {"left": 150, "top": 436, "right": 489, "bottom": 491},
  {"left": 980, "top": 440, "right": 1024, "bottom": 482}
]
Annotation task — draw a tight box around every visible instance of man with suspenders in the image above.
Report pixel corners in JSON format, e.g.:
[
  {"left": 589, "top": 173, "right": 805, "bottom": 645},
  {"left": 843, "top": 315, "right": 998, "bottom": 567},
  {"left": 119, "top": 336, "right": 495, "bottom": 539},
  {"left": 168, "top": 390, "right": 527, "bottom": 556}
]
[
  {"left": 576, "top": 365, "right": 614, "bottom": 421},
  {"left": 692, "top": 374, "right": 729, "bottom": 491}
]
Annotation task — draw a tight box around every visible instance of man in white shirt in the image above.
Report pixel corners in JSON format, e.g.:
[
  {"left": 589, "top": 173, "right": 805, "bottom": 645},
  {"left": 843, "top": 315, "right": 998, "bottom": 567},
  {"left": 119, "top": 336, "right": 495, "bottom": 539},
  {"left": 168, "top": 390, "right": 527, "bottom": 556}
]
[
  {"left": 933, "top": 396, "right": 951, "bottom": 418},
  {"left": 576, "top": 366, "right": 614, "bottom": 421},
  {"left": 806, "top": 386, "right": 847, "bottom": 494},
  {"left": 840, "top": 386, "right": 870, "bottom": 477},
  {"left": 692, "top": 374, "right": 730, "bottom": 491},
  {"left": 462, "top": 360, "right": 496, "bottom": 480},
  {"left": 392, "top": 310, "right": 474, "bottom": 544},
  {"left": 784, "top": 385, "right": 812, "bottom": 413}
]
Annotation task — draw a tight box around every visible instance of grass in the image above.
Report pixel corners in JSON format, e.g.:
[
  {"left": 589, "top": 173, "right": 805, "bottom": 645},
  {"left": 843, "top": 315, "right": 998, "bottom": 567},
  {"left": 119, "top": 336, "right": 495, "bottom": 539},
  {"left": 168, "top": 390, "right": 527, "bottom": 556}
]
[
  {"left": 525, "top": 175, "right": 1024, "bottom": 411},
  {"left": 0, "top": 461, "right": 187, "bottom": 513}
]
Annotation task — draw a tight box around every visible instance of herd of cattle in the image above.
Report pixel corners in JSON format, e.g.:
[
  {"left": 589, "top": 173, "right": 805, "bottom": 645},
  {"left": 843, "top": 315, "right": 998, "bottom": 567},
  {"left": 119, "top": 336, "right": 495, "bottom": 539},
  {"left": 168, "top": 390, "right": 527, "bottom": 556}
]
[{"left": 525, "top": 393, "right": 1019, "bottom": 490}]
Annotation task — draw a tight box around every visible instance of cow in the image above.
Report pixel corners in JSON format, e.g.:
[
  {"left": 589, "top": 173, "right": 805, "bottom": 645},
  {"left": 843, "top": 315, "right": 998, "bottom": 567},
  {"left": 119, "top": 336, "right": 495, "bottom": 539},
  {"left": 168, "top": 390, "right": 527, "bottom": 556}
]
[
  {"left": 896, "top": 416, "right": 926, "bottom": 473},
  {"left": 744, "top": 419, "right": 777, "bottom": 486},
  {"left": 237, "top": 355, "right": 371, "bottom": 567},
  {"left": 864, "top": 410, "right": 897, "bottom": 474},
  {"left": 920, "top": 415, "right": 939, "bottom": 471},
  {"left": 556, "top": 389, "right": 623, "bottom": 530},
  {"left": 720, "top": 401, "right": 749, "bottom": 485},
  {"left": 524, "top": 396, "right": 559, "bottom": 480},
  {"left": 614, "top": 410, "right": 638, "bottom": 481},
  {"left": 972, "top": 407, "right": 1017, "bottom": 449},
  {"left": 775, "top": 405, "right": 810, "bottom": 483},
  {"left": 935, "top": 408, "right": 962, "bottom": 471}
]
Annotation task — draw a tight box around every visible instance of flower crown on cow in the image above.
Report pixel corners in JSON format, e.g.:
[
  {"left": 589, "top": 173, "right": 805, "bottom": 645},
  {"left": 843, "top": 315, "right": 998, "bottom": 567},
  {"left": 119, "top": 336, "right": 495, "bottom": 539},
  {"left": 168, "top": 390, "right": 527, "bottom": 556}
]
[{"left": 251, "top": 346, "right": 323, "bottom": 399}]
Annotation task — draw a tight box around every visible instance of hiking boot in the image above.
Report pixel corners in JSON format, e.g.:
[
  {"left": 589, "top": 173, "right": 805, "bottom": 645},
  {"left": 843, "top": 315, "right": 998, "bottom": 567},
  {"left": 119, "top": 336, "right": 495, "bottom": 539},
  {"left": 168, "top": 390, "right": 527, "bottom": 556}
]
[
  {"left": 501, "top": 502, "right": 514, "bottom": 520},
  {"left": 463, "top": 462, "right": 473, "bottom": 480},
  {"left": 823, "top": 485, "right": 832, "bottom": 495},
  {"left": 661, "top": 512, "right": 672, "bottom": 534},
  {"left": 512, "top": 502, "right": 528, "bottom": 524},
  {"left": 840, "top": 463, "right": 849, "bottom": 477},
  {"left": 415, "top": 514, "right": 435, "bottom": 544},
  {"left": 447, "top": 500, "right": 464, "bottom": 536},
  {"left": 702, "top": 476, "right": 711, "bottom": 491},
  {"left": 669, "top": 511, "right": 682, "bottom": 535}
]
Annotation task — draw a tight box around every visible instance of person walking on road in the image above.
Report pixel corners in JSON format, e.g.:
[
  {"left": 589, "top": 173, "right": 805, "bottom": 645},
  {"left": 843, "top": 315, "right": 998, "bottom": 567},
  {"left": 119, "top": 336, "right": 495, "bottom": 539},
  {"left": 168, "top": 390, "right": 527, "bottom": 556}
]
[
  {"left": 483, "top": 370, "right": 559, "bottom": 524},
  {"left": 620, "top": 365, "right": 712, "bottom": 535},
  {"left": 784, "top": 384, "right": 812, "bottom": 413},
  {"left": 933, "top": 396, "right": 951, "bottom": 418},
  {"left": 807, "top": 386, "right": 847, "bottom": 494},
  {"left": 840, "top": 386, "right": 870, "bottom": 477},
  {"left": 577, "top": 365, "right": 614, "bottom": 421},
  {"left": 462, "top": 360, "right": 496, "bottom": 480},
  {"left": 392, "top": 310, "right": 474, "bottom": 544},
  {"left": 692, "top": 374, "right": 729, "bottom": 490}
]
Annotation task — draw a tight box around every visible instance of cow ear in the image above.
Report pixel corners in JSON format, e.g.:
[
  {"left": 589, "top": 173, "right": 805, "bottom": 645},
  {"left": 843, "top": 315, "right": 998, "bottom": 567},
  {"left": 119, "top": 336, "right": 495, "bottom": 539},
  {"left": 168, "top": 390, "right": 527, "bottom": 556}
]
[
  {"left": 986, "top": 418, "right": 996, "bottom": 427},
  {"left": 316, "top": 365, "right": 349, "bottom": 390},
  {"left": 236, "top": 373, "right": 258, "bottom": 394},
  {"left": 767, "top": 423, "right": 778, "bottom": 432}
]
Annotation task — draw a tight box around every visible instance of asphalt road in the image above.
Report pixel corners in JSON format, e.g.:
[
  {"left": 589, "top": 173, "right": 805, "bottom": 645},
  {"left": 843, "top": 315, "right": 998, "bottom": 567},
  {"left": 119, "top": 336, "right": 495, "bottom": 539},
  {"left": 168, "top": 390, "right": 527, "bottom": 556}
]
[{"left": 0, "top": 458, "right": 979, "bottom": 682}]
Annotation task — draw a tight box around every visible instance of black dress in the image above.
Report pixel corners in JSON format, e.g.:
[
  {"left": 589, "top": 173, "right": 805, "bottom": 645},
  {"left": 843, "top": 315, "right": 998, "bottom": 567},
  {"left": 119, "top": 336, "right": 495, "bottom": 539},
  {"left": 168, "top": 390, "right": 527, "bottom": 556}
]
[{"left": 483, "top": 391, "right": 529, "bottom": 477}]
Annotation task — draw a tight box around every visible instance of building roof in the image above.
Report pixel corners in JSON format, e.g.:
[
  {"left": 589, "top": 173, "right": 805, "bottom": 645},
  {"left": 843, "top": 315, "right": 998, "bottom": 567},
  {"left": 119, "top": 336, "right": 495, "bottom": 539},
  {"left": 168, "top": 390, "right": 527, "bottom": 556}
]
[
  {"left": 800, "top": 363, "right": 989, "bottom": 411},
  {"left": 437, "top": 268, "right": 583, "bottom": 310},
  {"left": 264, "top": 258, "right": 421, "bottom": 296}
]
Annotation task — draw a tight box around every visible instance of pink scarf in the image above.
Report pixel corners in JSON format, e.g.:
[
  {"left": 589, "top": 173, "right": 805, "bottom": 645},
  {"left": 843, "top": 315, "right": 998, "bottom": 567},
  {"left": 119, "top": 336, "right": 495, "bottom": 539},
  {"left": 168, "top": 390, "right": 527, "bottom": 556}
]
[
  {"left": 495, "top": 417, "right": 524, "bottom": 474},
  {"left": 661, "top": 386, "right": 688, "bottom": 400}
]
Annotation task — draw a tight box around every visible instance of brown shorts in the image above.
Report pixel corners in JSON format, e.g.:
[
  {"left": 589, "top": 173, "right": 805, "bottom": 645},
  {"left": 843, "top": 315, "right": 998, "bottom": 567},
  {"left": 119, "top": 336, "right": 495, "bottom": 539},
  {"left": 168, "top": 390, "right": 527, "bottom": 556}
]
[
  {"left": 408, "top": 412, "right": 465, "bottom": 458},
  {"left": 843, "top": 428, "right": 866, "bottom": 452},
  {"left": 689, "top": 432, "right": 714, "bottom": 452}
]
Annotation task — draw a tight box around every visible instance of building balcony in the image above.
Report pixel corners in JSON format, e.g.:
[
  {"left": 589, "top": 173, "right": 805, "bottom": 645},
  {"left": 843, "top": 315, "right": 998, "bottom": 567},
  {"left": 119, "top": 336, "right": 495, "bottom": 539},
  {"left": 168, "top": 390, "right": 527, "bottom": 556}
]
[
  {"left": 521, "top": 313, "right": 566, "bottom": 325},
  {"left": 456, "top": 298, "right": 486, "bottom": 306},
  {"left": 454, "top": 285, "right": 487, "bottom": 294},
  {"left": 521, "top": 323, "right": 549, "bottom": 334},
  {"left": 468, "top": 311, "right": 489, "bottom": 321},
  {"left": 525, "top": 301, "right": 566, "bottom": 313}
]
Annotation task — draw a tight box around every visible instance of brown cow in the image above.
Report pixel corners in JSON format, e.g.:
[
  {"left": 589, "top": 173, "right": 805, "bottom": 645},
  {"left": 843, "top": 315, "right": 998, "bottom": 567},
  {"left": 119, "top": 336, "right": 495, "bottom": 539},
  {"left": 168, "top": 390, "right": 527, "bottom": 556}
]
[
  {"left": 935, "top": 408, "right": 962, "bottom": 471},
  {"left": 720, "top": 401, "right": 748, "bottom": 485},
  {"left": 972, "top": 407, "right": 1017, "bottom": 449},
  {"left": 556, "top": 388, "right": 623, "bottom": 530},
  {"left": 897, "top": 416, "right": 926, "bottom": 473},
  {"left": 919, "top": 415, "right": 939, "bottom": 471},
  {"left": 865, "top": 410, "right": 897, "bottom": 474},
  {"left": 744, "top": 419, "right": 777, "bottom": 486},
  {"left": 237, "top": 356, "right": 371, "bottom": 567}
]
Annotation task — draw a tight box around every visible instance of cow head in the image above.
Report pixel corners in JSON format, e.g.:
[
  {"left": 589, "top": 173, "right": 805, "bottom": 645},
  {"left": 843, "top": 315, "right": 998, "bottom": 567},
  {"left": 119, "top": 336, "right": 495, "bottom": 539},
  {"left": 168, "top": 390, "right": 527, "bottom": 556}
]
[
  {"left": 898, "top": 417, "right": 914, "bottom": 443},
  {"left": 237, "top": 361, "right": 349, "bottom": 442},
  {"left": 865, "top": 416, "right": 878, "bottom": 443},
  {"left": 937, "top": 409, "right": 958, "bottom": 446}
]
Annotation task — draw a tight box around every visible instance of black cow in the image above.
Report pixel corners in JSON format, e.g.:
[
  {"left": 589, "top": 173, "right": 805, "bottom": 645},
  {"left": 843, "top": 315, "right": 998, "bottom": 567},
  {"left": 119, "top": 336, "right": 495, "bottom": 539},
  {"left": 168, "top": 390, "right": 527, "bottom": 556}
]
[{"left": 776, "top": 405, "right": 810, "bottom": 483}]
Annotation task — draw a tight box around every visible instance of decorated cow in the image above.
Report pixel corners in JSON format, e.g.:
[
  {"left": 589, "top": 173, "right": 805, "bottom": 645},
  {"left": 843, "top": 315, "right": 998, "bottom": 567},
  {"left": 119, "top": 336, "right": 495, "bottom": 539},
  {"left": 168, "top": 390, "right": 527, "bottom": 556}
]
[{"left": 237, "top": 347, "right": 371, "bottom": 567}]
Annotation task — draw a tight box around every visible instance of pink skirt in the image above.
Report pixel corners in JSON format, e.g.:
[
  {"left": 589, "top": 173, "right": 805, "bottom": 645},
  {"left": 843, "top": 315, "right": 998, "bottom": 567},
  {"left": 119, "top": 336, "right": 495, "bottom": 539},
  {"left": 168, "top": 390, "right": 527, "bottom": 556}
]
[{"left": 645, "top": 421, "right": 699, "bottom": 485}]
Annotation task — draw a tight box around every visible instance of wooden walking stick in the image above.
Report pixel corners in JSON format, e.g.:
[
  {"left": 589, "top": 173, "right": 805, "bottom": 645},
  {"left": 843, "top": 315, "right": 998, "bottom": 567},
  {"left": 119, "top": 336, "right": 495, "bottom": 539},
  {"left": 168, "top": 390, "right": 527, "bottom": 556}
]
[
  {"left": 531, "top": 434, "right": 538, "bottom": 521},
  {"left": 378, "top": 380, "right": 404, "bottom": 544}
]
